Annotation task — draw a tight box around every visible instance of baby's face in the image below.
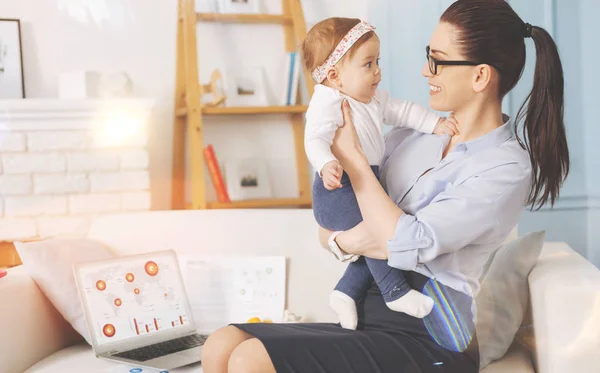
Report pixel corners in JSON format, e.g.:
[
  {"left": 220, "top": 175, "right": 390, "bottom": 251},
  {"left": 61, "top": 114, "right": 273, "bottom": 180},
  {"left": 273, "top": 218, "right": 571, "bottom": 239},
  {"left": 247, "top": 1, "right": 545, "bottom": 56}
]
[{"left": 337, "top": 37, "right": 381, "bottom": 103}]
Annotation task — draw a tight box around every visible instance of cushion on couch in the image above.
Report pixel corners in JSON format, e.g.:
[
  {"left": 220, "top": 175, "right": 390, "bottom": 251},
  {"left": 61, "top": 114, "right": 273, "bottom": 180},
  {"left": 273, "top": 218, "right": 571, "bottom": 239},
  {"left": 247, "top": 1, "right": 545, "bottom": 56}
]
[
  {"left": 14, "top": 237, "right": 114, "bottom": 345},
  {"left": 475, "top": 231, "right": 545, "bottom": 369}
]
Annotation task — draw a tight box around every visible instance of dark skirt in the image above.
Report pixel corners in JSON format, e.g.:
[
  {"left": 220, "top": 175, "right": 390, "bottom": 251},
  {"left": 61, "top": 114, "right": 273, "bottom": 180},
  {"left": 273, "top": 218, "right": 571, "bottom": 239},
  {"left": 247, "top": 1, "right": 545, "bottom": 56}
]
[{"left": 233, "top": 272, "right": 479, "bottom": 373}]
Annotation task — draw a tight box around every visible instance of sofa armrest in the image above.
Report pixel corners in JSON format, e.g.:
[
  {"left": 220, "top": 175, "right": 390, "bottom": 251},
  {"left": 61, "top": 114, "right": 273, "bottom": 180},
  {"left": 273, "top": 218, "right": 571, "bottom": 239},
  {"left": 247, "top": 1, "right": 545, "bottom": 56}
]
[
  {"left": 528, "top": 242, "right": 600, "bottom": 373},
  {"left": 0, "top": 265, "right": 82, "bottom": 373}
]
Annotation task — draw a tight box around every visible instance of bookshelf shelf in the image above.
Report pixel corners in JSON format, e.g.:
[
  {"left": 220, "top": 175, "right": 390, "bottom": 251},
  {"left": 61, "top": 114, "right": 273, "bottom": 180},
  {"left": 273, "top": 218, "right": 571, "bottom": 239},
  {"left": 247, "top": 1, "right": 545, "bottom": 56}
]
[
  {"left": 176, "top": 105, "right": 308, "bottom": 117},
  {"left": 186, "top": 197, "right": 311, "bottom": 210},
  {"left": 196, "top": 13, "right": 293, "bottom": 25}
]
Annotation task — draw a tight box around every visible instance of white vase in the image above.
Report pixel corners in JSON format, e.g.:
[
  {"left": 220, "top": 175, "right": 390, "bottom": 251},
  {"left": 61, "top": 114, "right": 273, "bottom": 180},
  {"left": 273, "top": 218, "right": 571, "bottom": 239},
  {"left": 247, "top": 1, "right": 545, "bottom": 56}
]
[{"left": 98, "top": 72, "right": 133, "bottom": 98}]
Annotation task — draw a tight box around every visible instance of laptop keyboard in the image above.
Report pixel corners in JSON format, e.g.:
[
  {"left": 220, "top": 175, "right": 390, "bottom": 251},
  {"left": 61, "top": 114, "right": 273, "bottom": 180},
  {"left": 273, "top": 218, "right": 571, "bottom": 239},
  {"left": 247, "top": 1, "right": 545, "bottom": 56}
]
[{"left": 113, "top": 334, "right": 208, "bottom": 362}]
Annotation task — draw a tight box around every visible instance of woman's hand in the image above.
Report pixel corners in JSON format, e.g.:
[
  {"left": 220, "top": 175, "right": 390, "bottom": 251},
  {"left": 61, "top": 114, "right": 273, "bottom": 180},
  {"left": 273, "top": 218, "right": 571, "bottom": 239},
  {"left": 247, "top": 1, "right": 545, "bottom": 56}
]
[
  {"left": 331, "top": 100, "right": 370, "bottom": 174},
  {"left": 318, "top": 223, "right": 388, "bottom": 260}
]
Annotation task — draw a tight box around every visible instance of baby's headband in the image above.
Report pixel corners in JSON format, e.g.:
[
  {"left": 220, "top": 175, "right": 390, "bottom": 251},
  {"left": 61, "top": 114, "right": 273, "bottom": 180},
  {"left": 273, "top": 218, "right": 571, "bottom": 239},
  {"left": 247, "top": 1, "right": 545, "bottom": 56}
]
[{"left": 311, "top": 21, "right": 376, "bottom": 84}]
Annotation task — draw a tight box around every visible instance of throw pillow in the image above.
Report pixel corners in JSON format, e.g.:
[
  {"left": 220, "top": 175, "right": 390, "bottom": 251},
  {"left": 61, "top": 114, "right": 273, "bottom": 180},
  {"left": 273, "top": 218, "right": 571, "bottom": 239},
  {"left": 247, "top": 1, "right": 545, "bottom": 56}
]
[
  {"left": 14, "top": 237, "right": 114, "bottom": 345},
  {"left": 475, "top": 230, "right": 545, "bottom": 369}
]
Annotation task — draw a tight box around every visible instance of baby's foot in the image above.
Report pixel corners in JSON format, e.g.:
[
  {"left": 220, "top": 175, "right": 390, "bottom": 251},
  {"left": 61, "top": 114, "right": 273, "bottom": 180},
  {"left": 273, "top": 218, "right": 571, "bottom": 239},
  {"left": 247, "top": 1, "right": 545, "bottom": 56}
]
[
  {"left": 329, "top": 290, "right": 358, "bottom": 330},
  {"left": 386, "top": 289, "right": 434, "bottom": 318}
]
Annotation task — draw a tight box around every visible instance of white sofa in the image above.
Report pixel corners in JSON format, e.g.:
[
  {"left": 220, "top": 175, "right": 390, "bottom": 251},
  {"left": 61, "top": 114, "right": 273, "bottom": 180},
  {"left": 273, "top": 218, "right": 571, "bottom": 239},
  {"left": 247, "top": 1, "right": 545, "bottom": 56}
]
[{"left": 1, "top": 209, "right": 600, "bottom": 373}]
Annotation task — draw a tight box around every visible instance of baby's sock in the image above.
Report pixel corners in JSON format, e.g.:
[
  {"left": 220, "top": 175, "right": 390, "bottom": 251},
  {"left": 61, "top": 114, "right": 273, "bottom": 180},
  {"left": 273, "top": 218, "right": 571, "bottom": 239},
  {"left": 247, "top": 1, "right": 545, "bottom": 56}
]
[
  {"left": 386, "top": 289, "right": 434, "bottom": 318},
  {"left": 329, "top": 290, "right": 358, "bottom": 330}
]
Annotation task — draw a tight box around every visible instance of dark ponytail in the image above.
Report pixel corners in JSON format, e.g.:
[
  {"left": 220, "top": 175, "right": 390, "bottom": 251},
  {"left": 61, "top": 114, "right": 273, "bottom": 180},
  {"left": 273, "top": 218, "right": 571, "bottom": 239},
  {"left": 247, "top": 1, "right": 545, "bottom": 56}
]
[
  {"left": 441, "top": 0, "right": 569, "bottom": 209},
  {"left": 515, "top": 25, "right": 569, "bottom": 209}
]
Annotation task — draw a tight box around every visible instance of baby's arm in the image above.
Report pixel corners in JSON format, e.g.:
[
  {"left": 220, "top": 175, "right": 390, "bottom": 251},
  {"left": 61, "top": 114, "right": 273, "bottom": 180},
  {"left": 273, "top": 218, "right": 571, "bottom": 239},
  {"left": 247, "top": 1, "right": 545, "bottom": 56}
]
[
  {"left": 305, "top": 87, "right": 345, "bottom": 189},
  {"left": 378, "top": 90, "right": 455, "bottom": 134}
]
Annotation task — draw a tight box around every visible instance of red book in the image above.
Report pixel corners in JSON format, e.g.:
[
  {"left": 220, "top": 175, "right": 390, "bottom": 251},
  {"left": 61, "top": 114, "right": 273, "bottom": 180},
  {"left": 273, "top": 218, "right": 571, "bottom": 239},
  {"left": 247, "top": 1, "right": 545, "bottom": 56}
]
[{"left": 203, "top": 145, "right": 231, "bottom": 203}]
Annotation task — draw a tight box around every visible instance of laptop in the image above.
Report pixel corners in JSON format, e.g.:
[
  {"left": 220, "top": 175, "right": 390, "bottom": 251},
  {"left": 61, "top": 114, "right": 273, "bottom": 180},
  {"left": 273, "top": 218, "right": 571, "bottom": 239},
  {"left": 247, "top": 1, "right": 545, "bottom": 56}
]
[{"left": 73, "top": 250, "right": 208, "bottom": 370}]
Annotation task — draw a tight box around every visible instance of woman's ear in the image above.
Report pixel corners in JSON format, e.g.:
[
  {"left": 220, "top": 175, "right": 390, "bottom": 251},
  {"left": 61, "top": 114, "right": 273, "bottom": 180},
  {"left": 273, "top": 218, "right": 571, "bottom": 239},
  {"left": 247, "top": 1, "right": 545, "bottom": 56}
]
[
  {"left": 472, "top": 64, "right": 493, "bottom": 93},
  {"left": 326, "top": 68, "right": 342, "bottom": 87}
]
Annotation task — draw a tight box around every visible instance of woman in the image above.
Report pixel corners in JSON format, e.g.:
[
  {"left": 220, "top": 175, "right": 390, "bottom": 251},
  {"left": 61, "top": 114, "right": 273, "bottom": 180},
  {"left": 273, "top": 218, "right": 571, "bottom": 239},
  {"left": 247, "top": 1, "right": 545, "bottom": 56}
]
[{"left": 201, "top": 1, "right": 569, "bottom": 372}]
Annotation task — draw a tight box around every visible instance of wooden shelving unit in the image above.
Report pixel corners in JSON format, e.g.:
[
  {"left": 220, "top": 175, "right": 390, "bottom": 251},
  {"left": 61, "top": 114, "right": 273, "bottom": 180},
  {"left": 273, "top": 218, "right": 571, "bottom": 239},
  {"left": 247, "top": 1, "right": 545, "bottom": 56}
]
[
  {"left": 171, "top": 0, "right": 315, "bottom": 210},
  {"left": 176, "top": 105, "right": 309, "bottom": 117}
]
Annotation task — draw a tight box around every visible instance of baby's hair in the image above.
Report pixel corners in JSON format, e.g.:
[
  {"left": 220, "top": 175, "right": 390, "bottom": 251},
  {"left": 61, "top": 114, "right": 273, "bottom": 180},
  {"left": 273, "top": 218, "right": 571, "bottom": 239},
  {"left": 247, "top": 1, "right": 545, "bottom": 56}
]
[{"left": 301, "top": 17, "right": 378, "bottom": 75}]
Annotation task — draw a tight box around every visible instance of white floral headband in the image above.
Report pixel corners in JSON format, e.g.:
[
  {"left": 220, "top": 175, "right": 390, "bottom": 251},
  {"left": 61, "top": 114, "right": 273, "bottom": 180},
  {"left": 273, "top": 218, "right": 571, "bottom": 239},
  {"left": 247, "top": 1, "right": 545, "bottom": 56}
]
[{"left": 311, "top": 21, "right": 376, "bottom": 84}]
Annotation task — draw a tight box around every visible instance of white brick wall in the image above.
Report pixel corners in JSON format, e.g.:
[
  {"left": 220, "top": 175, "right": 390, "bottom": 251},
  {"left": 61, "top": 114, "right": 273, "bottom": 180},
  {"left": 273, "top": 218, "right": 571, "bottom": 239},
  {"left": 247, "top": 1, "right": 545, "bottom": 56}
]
[
  {"left": 90, "top": 171, "right": 150, "bottom": 192},
  {"left": 0, "top": 133, "right": 26, "bottom": 152},
  {"left": 34, "top": 174, "right": 89, "bottom": 194},
  {"left": 0, "top": 175, "right": 32, "bottom": 195},
  {"left": 69, "top": 194, "right": 121, "bottom": 214},
  {"left": 4, "top": 196, "right": 68, "bottom": 217},
  {"left": 28, "top": 131, "right": 88, "bottom": 151},
  {"left": 0, "top": 99, "right": 153, "bottom": 241},
  {"left": 120, "top": 149, "right": 149, "bottom": 169},
  {"left": 122, "top": 191, "right": 152, "bottom": 210},
  {"left": 3, "top": 153, "right": 66, "bottom": 174},
  {"left": 68, "top": 151, "right": 120, "bottom": 171}
]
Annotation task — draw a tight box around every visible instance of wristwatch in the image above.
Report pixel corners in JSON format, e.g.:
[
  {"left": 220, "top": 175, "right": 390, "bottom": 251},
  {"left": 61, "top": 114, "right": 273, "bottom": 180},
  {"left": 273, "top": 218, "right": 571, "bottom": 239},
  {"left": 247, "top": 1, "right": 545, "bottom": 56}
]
[{"left": 328, "top": 231, "right": 359, "bottom": 262}]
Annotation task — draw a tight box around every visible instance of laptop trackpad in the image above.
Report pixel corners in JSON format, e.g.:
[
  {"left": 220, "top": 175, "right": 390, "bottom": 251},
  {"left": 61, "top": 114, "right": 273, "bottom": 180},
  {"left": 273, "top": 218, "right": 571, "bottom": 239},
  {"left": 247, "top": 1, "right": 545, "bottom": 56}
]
[{"left": 176, "top": 347, "right": 202, "bottom": 360}]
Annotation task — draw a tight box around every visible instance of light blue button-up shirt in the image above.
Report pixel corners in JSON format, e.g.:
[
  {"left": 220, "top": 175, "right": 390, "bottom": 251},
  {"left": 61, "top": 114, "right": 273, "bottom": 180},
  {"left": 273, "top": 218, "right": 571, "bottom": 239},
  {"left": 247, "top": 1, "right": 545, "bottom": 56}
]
[{"left": 380, "top": 115, "right": 532, "bottom": 297}]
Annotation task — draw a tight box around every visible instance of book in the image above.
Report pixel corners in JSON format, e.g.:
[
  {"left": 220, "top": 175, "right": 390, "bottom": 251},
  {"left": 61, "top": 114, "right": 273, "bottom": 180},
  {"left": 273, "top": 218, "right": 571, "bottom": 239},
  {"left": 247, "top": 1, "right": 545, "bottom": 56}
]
[
  {"left": 281, "top": 52, "right": 301, "bottom": 106},
  {"left": 203, "top": 145, "right": 231, "bottom": 203}
]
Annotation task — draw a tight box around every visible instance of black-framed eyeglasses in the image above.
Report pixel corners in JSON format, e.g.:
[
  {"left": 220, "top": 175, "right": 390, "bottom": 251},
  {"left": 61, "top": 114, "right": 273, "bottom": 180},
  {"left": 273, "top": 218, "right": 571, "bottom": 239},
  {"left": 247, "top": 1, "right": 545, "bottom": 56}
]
[{"left": 425, "top": 46, "right": 498, "bottom": 75}]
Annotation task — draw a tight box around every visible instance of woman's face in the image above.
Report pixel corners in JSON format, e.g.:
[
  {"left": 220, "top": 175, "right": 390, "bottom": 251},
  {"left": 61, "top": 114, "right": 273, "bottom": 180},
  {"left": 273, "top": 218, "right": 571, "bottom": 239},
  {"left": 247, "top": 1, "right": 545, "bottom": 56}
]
[{"left": 422, "top": 22, "right": 476, "bottom": 112}]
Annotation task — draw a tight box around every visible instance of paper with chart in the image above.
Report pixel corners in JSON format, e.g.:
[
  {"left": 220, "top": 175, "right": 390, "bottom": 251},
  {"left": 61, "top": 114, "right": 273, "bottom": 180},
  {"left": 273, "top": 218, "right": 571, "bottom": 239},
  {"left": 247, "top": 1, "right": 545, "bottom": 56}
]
[{"left": 180, "top": 256, "right": 286, "bottom": 334}]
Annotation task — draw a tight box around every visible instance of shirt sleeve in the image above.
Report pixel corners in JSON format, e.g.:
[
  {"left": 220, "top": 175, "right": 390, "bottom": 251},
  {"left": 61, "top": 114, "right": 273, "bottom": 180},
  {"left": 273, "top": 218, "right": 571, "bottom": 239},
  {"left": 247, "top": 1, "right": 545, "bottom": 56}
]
[
  {"left": 304, "top": 86, "right": 345, "bottom": 173},
  {"left": 377, "top": 90, "right": 440, "bottom": 134},
  {"left": 386, "top": 161, "right": 532, "bottom": 271}
]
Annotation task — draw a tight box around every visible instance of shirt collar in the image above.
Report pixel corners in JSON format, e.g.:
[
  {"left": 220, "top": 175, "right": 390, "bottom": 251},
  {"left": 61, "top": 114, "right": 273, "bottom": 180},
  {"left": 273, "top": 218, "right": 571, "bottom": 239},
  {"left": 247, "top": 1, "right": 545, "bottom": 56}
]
[{"left": 454, "top": 114, "right": 514, "bottom": 155}]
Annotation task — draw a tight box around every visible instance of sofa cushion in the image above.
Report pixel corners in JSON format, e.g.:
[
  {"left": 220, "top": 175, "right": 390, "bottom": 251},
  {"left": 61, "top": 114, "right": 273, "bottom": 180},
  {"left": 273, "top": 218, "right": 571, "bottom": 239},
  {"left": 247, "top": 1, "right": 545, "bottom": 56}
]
[
  {"left": 475, "top": 231, "right": 545, "bottom": 369},
  {"left": 480, "top": 342, "right": 535, "bottom": 373},
  {"left": 15, "top": 237, "right": 114, "bottom": 345}
]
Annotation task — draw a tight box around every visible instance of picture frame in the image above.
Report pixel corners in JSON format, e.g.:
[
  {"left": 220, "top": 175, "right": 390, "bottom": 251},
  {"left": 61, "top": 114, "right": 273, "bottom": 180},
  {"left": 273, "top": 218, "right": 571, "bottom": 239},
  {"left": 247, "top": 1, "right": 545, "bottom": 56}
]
[
  {"left": 196, "top": 0, "right": 219, "bottom": 12},
  {"left": 0, "top": 19, "right": 25, "bottom": 99},
  {"left": 218, "top": 0, "right": 261, "bottom": 14},
  {"left": 224, "top": 158, "right": 272, "bottom": 200},
  {"left": 223, "top": 66, "right": 269, "bottom": 107}
]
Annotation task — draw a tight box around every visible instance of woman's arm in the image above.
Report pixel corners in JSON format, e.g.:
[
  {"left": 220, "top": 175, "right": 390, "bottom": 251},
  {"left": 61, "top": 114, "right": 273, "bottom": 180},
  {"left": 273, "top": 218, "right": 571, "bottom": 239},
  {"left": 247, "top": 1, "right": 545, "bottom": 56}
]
[
  {"left": 331, "top": 100, "right": 407, "bottom": 251},
  {"left": 318, "top": 223, "right": 387, "bottom": 260},
  {"left": 331, "top": 100, "right": 531, "bottom": 271}
]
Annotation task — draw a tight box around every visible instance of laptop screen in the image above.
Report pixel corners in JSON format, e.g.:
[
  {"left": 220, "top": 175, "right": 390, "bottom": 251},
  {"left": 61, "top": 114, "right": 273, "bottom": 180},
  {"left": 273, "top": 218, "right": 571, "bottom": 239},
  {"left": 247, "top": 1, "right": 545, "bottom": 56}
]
[{"left": 77, "top": 251, "right": 193, "bottom": 346}]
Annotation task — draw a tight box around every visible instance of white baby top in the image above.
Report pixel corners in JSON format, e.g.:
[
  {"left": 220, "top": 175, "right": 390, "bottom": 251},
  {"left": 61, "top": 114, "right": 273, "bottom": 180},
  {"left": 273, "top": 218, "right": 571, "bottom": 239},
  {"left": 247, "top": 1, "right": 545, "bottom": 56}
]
[{"left": 304, "top": 84, "right": 441, "bottom": 173}]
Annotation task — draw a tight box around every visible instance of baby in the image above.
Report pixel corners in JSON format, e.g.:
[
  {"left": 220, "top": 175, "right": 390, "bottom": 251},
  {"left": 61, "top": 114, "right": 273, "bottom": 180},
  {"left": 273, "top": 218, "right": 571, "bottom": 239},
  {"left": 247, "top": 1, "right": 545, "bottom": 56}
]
[{"left": 302, "top": 18, "right": 458, "bottom": 329}]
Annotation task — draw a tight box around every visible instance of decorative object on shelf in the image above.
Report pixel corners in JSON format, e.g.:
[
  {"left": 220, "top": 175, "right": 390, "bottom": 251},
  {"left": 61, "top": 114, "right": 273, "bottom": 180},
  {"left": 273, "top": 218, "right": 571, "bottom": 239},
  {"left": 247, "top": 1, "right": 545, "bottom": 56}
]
[
  {"left": 224, "top": 158, "right": 272, "bottom": 200},
  {"left": 203, "top": 144, "right": 231, "bottom": 203},
  {"left": 224, "top": 66, "right": 269, "bottom": 107},
  {"left": 58, "top": 70, "right": 101, "bottom": 99},
  {"left": 218, "top": 0, "right": 261, "bottom": 14},
  {"left": 200, "top": 68, "right": 226, "bottom": 107},
  {"left": 0, "top": 19, "right": 25, "bottom": 99},
  {"left": 98, "top": 71, "right": 133, "bottom": 98}
]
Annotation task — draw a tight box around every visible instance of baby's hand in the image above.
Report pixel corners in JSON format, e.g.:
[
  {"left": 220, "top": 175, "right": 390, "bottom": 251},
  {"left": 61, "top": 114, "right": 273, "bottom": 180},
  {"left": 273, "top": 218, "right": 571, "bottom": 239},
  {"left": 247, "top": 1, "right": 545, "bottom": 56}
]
[
  {"left": 433, "top": 114, "right": 459, "bottom": 136},
  {"left": 321, "top": 161, "right": 343, "bottom": 190}
]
